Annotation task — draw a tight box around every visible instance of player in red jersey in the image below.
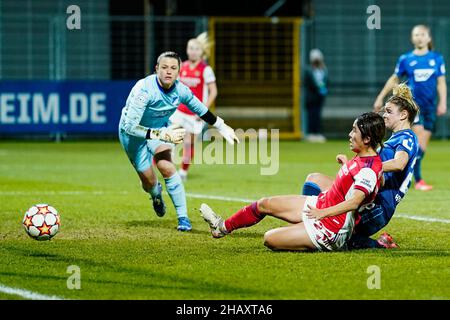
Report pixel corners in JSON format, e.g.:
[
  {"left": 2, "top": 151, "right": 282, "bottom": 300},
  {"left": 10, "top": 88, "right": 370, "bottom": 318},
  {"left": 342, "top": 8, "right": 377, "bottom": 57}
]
[
  {"left": 200, "top": 112, "right": 385, "bottom": 251},
  {"left": 170, "top": 33, "right": 217, "bottom": 181}
]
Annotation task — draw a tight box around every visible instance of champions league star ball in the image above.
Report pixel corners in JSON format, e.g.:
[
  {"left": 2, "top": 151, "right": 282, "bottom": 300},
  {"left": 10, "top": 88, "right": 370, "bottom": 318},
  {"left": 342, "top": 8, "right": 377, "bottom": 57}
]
[{"left": 23, "top": 204, "right": 60, "bottom": 241}]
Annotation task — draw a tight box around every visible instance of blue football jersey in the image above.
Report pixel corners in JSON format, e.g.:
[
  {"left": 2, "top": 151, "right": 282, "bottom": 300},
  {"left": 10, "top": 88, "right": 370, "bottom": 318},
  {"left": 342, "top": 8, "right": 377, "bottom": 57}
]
[
  {"left": 376, "top": 129, "right": 418, "bottom": 213},
  {"left": 395, "top": 51, "right": 446, "bottom": 112},
  {"left": 119, "top": 74, "right": 208, "bottom": 138}
]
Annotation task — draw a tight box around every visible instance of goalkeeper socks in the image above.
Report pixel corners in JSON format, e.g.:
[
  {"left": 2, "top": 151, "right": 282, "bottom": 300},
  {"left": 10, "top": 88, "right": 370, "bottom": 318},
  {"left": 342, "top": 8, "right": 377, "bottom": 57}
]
[
  {"left": 181, "top": 142, "right": 194, "bottom": 171},
  {"left": 413, "top": 147, "right": 425, "bottom": 182},
  {"left": 302, "top": 181, "right": 322, "bottom": 196},
  {"left": 164, "top": 173, "right": 188, "bottom": 218},
  {"left": 148, "top": 182, "right": 162, "bottom": 199},
  {"left": 224, "top": 202, "right": 265, "bottom": 232}
]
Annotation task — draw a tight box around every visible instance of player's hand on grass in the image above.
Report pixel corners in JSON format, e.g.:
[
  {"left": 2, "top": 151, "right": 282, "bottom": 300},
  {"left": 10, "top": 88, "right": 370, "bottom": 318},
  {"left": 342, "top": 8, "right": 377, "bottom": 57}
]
[
  {"left": 336, "top": 154, "right": 348, "bottom": 165},
  {"left": 150, "top": 125, "right": 186, "bottom": 144},
  {"left": 213, "top": 116, "right": 240, "bottom": 145},
  {"left": 305, "top": 204, "right": 326, "bottom": 220}
]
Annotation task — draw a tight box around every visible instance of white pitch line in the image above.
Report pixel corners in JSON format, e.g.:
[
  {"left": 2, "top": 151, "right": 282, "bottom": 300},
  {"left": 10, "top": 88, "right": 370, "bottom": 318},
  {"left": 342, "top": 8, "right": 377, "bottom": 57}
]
[
  {"left": 0, "top": 284, "right": 65, "bottom": 300},
  {"left": 395, "top": 214, "right": 450, "bottom": 224},
  {"left": 1, "top": 190, "right": 449, "bottom": 224},
  {"left": 186, "top": 192, "right": 254, "bottom": 203}
]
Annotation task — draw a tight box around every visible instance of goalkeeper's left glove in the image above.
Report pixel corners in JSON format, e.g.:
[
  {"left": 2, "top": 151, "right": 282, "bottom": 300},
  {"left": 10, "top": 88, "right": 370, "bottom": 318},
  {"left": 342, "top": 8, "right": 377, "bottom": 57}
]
[{"left": 213, "top": 116, "right": 240, "bottom": 145}]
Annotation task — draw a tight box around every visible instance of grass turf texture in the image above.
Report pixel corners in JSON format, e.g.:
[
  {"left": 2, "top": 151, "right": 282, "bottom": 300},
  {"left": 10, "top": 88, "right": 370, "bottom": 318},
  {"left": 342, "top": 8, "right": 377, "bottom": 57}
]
[{"left": 0, "top": 140, "right": 449, "bottom": 300}]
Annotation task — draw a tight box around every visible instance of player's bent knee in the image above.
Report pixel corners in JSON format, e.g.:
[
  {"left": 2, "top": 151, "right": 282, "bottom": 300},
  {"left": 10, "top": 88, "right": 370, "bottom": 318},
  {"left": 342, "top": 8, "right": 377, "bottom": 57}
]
[
  {"left": 305, "top": 173, "right": 321, "bottom": 183},
  {"left": 154, "top": 150, "right": 176, "bottom": 177},
  {"left": 157, "top": 161, "right": 176, "bottom": 178},
  {"left": 263, "top": 230, "right": 280, "bottom": 251},
  {"left": 257, "top": 197, "right": 271, "bottom": 213}
]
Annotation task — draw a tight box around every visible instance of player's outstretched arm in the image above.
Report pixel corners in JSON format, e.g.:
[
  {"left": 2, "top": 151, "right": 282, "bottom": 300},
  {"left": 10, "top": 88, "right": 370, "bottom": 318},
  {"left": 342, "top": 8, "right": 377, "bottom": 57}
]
[
  {"left": 180, "top": 84, "right": 239, "bottom": 145},
  {"left": 199, "top": 110, "right": 240, "bottom": 145},
  {"left": 374, "top": 74, "right": 399, "bottom": 112}
]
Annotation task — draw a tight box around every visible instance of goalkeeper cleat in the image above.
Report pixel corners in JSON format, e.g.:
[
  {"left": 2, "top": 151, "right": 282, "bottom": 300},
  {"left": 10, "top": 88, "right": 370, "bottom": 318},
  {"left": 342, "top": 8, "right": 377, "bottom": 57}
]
[
  {"left": 152, "top": 183, "right": 166, "bottom": 217},
  {"left": 177, "top": 217, "right": 192, "bottom": 232},
  {"left": 200, "top": 203, "right": 228, "bottom": 238}
]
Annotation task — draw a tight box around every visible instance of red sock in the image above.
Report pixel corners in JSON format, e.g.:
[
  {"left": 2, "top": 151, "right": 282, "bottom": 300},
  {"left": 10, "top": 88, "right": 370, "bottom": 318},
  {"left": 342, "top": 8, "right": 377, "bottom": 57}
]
[
  {"left": 181, "top": 142, "right": 194, "bottom": 171},
  {"left": 224, "top": 202, "right": 265, "bottom": 232}
]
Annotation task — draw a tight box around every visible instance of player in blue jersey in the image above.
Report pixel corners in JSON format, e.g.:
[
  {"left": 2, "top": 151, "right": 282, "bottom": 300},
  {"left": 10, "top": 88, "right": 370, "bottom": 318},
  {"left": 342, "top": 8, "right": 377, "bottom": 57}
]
[
  {"left": 118, "top": 51, "right": 239, "bottom": 231},
  {"left": 301, "top": 84, "right": 419, "bottom": 249},
  {"left": 374, "top": 25, "right": 447, "bottom": 191}
]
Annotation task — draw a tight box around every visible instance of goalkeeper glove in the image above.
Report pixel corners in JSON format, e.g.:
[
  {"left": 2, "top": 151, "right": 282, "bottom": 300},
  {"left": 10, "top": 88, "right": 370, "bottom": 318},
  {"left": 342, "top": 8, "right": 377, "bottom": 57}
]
[
  {"left": 148, "top": 124, "right": 186, "bottom": 144},
  {"left": 213, "top": 116, "right": 240, "bottom": 145}
]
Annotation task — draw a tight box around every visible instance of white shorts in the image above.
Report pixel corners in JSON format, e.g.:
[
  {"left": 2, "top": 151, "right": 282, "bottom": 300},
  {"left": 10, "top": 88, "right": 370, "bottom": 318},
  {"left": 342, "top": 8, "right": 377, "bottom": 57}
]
[
  {"left": 301, "top": 196, "right": 350, "bottom": 251},
  {"left": 169, "top": 110, "right": 205, "bottom": 135}
]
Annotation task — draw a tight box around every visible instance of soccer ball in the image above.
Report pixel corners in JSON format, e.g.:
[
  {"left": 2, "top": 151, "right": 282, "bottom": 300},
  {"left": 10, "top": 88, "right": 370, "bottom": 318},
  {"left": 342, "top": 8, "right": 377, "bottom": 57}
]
[{"left": 23, "top": 204, "right": 60, "bottom": 241}]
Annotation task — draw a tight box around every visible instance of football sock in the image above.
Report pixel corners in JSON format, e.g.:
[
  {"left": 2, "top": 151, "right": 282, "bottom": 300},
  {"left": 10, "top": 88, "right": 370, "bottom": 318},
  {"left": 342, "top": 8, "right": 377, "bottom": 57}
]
[
  {"left": 413, "top": 147, "right": 425, "bottom": 182},
  {"left": 148, "top": 182, "right": 161, "bottom": 199},
  {"left": 302, "top": 181, "right": 322, "bottom": 196},
  {"left": 181, "top": 142, "right": 194, "bottom": 171},
  {"left": 224, "top": 202, "right": 265, "bottom": 232},
  {"left": 164, "top": 173, "right": 188, "bottom": 218}
]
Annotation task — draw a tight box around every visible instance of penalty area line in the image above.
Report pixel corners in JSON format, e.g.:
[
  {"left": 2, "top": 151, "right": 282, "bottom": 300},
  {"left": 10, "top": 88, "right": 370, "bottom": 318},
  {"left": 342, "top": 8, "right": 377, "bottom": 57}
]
[{"left": 0, "top": 283, "right": 66, "bottom": 300}]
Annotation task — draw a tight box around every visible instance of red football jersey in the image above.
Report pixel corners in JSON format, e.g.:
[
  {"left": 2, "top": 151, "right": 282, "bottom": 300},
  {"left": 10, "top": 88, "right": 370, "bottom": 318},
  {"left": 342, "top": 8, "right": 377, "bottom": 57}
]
[
  {"left": 178, "top": 60, "right": 216, "bottom": 115},
  {"left": 316, "top": 155, "right": 383, "bottom": 233}
]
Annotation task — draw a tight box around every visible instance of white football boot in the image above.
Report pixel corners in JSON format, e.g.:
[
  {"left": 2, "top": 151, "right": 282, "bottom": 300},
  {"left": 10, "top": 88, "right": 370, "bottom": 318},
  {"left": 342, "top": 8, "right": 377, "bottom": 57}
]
[{"left": 199, "top": 203, "right": 228, "bottom": 238}]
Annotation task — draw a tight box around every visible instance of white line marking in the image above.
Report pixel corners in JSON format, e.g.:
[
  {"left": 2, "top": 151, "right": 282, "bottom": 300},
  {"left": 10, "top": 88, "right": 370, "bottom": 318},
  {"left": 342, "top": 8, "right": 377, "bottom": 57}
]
[
  {"left": 0, "top": 284, "right": 65, "bottom": 300},
  {"left": 186, "top": 192, "right": 254, "bottom": 203},
  {"left": 395, "top": 214, "right": 450, "bottom": 224},
  {"left": 1, "top": 190, "right": 449, "bottom": 224}
]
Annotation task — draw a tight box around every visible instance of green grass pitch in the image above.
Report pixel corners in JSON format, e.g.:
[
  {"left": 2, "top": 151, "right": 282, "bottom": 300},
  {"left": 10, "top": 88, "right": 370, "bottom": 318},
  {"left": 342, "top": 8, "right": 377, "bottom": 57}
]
[{"left": 0, "top": 140, "right": 449, "bottom": 300}]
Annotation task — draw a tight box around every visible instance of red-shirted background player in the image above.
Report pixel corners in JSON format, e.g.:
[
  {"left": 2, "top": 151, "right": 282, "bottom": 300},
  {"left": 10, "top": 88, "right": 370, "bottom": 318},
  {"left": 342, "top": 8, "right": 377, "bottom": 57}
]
[
  {"left": 170, "top": 33, "right": 217, "bottom": 181},
  {"left": 200, "top": 112, "right": 386, "bottom": 252}
]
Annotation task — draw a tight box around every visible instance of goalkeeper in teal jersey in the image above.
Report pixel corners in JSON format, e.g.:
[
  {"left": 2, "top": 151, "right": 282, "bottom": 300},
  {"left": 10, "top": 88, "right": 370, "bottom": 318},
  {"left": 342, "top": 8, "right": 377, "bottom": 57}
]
[{"left": 118, "top": 51, "right": 239, "bottom": 231}]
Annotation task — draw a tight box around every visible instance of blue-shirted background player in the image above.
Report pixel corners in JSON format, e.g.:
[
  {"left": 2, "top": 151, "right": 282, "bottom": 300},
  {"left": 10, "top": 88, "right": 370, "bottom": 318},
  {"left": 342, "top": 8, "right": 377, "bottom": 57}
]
[
  {"left": 374, "top": 24, "right": 447, "bottom": 191},
  {"left": 301, "top": 84, "right": 419, "bottom": 249},
  {"left": 118, "top": 51, "right": 239, "bottom": 231}
]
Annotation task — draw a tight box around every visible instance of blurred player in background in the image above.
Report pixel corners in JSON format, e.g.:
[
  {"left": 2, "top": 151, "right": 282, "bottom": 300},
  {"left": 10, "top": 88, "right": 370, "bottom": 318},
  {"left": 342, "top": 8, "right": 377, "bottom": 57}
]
[
  {"left": 374, "top": 24, "right": 447, "bottom": 191},
  {"left": 200, "top": 112, "right": 385, "bottom": 252},
  {"left": 119, "top": 51, "right": 238, "bottom": 232},
  {"left": 303, "top": 84, "right": 419, "bottom": 249},
  {"left": 170, "top": 33, "right": 217, "bottom": 181},
  {"left": 304, "top": 48, "right": 328, "bottom": 143}
]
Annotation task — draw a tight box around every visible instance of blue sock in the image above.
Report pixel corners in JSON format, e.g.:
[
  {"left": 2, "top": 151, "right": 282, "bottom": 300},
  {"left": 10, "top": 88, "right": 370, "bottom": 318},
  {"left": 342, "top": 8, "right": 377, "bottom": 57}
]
[
  {"left": 164, "top": 173, "right": 188, "bottom": 219},
  {"left": 348, "top": 234, "right": 382, "bottom": 249},
  {"left": 148, "top": 182, "right": 161, "bottom": 199},
  {"left": 301, "top": 181, "right": 322, "bottom": 196},
  {"left": 414, "top": 147, "right": 425, "bottom": 182}
]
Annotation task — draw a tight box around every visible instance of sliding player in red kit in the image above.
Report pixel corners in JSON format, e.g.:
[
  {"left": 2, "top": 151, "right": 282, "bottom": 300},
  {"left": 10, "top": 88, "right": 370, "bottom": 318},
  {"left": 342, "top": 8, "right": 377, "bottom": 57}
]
[{"left": 200, "top": 112, "right": 385, "bottom": 251}]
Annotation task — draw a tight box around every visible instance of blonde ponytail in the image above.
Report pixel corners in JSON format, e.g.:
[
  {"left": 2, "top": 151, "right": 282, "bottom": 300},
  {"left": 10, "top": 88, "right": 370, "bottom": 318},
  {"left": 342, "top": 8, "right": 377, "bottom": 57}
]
[{"left": 387, "top": 83, "right": 420, "bottom": 123}]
